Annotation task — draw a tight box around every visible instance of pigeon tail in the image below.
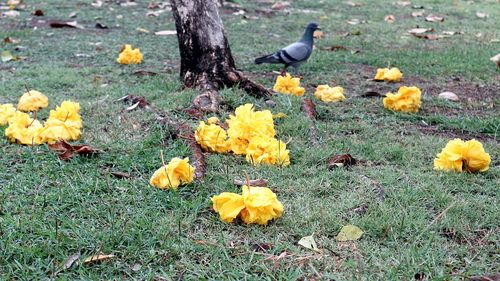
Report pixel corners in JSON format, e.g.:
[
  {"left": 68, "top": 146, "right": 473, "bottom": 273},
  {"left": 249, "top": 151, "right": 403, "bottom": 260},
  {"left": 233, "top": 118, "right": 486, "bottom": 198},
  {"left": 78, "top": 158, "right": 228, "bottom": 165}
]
[{"left": 255, "top": 54, "right": 281, "bottom": 64}]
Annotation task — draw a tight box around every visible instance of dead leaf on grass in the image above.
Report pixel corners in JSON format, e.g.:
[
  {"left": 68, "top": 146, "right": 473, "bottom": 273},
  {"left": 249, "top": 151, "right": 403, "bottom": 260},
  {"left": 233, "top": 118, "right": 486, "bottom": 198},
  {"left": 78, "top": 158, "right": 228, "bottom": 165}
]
[
  {"left": 133, "top": 69, "right": 159, "bottom": 76},
  {"left": 347, "top": 18, "right": 366, "bottom": 25},
  {"left": 384, "top": 15, "right": 395, "bottom": 23},
  {"left": 360, "top": 91, "right": 385, "bottom": 97},
  {"left": 476, "top": 12, "right": 488, "bottom": 19},
  {"left": 438, "top": 91, "right": 459, "bottom": 101},
  {"left": 442, "top": 31, "right": 463, "bottom": 36},
  {"left": 154, "top": 30, "right": 176, "bottom": 36},
  {"left": 3, "top": 37, "right": 19, "bottom": 44},
  {"left": 2, "top": 10, "right": 20, "bottom": 17},
  {"left": 425, "top": 14, "right": 444, "bottom": 22},
  {"left": 33, "top": 9, "right": 44, "bottom": 16},
  {"left": 469, "top": 273, "right": 500, "bottom": 281},
  {"left": 319, "top": 45, "right": 349, "bottom": 52},
  {"left": 1, "top": 50, "right": 15, "bottom": 62},
  {"left": 53, "top": 251, "right": 81, "bottom": 276},
  {"left": 234, "top": 178, "right": 268, "bottom": 187},
  {"left": 48, "top": 140, "right": 100, "bottom": 161},
  {"left": 408, "top": 27, "right": 434, "bottom": 34},
  {"left": 83, "top": 254, "right": 116, "bottom": 264},
  {"left": 271, "top": 1, "right": 290, "bottom": 10},
  {"left": 396, "top": 1, "right": 411, "bottom": 7},
  {"left": 110, "top": 171, "right": 131, "bottom": 179},
  {"left": 251, "top": 243, "right": 272, "bottom": 252},
  {"left": 412, "top": 33, "right": 439, "bottom": 40},
  {"left": 298, "top": 235, "right": 320, "bottom": 252},
  {"left": 328, "top": 154, "right": 357, "bottom": 169},
  {"left": 68, "top": 11, "right": 77, "bottom": 18},
  {"left": 490, "top": 54, "right": 500, "bottom": 68},
  {"left": 345, "top": 1, "right": 361, "bottom": 7},
  {"left": 91, "top": 0, "right": 103, "bottom": 7},
  {"left": 49, "top": 20, "right": 84, "bottom": 29},
  {"left": 411, "top": 10, "right": 425, "bottom": 17},
  {"left": 336, "top": 225, "right": 364, "bottom": 241},
  {"left": 95, "top": 22, "right": 108, "bottom": 29}
]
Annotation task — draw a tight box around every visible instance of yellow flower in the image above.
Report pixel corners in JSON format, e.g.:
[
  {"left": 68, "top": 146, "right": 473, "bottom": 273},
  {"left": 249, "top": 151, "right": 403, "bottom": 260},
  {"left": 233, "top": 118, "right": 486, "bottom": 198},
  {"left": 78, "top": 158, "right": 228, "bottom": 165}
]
[
  {"left": 434, "top": 139, "right": 491, "bottom": 173},
  {"left": 149, "top": 157, "right": 195, "bottom": 189},
  {"left": 207, "top": 116, "right": 220, "bottom": 125},
  {"left": 116, "top": 44, "right": 143, "bottom": 64},
  {"left": 314, "top": 85, "right": 346, "bottom": 103},
  {"left": 211, "top": 185, "right": 283, "bottom": 225},
  {"left": 48, "top": 101, "right": 82, "bottom": 129},
  {"left": 226, "top": 104, "right": 275, "bottom": 154},
  {"left": 462, "top": 139, "right": 491, "bottom": 172},
  {"left": 374, "top": 67, "right": 402, "bottom": 82},
  {"left": 17, "top": 90, "right": 49, "bottom": 112},
  {"left": 245, "top": 136, "right": 290, "bottom": 166},
  {"left": 211, "top": 192, "right": 245, "bottom": 223},
  {"left": 4, "top": 111, "right": 44, "bottom": 145},
  {"left": 194, "top": 121, "right": 230, "bottom": 153},
  {"left": 0, "top": 103, "right": 17, "bottom": 126},
  {"left": 39, "top": 119, "right": 82, "bottom": 144},
  {"left": 272, "top": 112, "right": 288, "bottom": 119},
  {"left": 240, "top": 185, "right": 284, "bottom": 225},
  {"left": 383, "top": 86, "right": 421, "bottom": 113},
  {"left": 273, "top": 73, "right": 305, "bottom": 96}
]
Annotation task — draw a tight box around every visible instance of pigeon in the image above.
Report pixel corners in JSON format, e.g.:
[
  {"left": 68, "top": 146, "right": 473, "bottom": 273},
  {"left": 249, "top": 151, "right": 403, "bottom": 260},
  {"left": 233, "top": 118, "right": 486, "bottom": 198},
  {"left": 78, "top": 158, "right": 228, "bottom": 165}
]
[{"left": 255, "top": 22, "right": 321, "bottom": 74}]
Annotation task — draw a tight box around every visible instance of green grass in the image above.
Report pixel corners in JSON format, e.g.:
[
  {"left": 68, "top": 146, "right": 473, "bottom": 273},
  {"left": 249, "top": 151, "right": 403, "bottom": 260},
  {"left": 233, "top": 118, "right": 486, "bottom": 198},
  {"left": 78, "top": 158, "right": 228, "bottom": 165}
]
[{"left": 1, "top": 0, "right": 499, "bottom": 280}]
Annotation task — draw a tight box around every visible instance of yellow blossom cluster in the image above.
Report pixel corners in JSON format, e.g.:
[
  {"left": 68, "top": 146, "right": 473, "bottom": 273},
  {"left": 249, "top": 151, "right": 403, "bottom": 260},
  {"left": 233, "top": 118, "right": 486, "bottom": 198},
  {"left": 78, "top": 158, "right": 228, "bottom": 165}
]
[
  {"left": 383, "top": 86, "right": 422, "bottom": 113},
  {"left": 116, "top": 44, "right": 143, "bottom": 65},
  {"left": 434, "top": 139, "right": 491, "bottom": 173},
  {"left": 273, "top": 73, "right": 305, "bottom": 96},
  {"left": 1, "top": 91, "right": 83, "bottom": 145},
  {"left": 374, "top": 67, "right": 403, "bottom": 82},
  {"left": 211, "top": 185, "right": 283, "bottom": 225},
  {"left": 194, "top": 104, "right": 290, "bottom": 166},
  {"left": 314, "top": 85, "right": 346, "bottom": 103},
  {"left": 150, "top": 157, "right": 195, "bottom": 189}
]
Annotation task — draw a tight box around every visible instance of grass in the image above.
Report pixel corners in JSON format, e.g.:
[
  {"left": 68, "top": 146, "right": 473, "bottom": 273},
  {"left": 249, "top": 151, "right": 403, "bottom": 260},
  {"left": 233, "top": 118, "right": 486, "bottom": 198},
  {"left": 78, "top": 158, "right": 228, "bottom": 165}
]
[{"left": 1, "top": 0, "right": 499, "bottom": 280}]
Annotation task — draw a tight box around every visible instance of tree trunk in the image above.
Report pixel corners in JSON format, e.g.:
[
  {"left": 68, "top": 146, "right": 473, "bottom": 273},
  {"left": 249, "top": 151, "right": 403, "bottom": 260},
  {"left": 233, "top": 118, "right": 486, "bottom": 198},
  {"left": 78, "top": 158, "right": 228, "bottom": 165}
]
[{"left": 170, "top": 0, "right": 270, "bottom": 112}]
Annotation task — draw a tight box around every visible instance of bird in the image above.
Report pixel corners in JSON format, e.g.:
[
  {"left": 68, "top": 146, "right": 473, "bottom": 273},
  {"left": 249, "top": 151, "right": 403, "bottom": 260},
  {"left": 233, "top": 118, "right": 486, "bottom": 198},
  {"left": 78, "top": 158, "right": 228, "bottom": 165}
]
[{"left": 254, "top": 22, "right": 321, "bottom": 75}]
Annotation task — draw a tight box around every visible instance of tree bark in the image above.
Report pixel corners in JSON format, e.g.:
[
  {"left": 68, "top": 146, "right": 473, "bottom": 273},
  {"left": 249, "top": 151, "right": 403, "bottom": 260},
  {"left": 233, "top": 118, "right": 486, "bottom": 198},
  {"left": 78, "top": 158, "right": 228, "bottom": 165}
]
[{"left": 170, "top": 0, "right": 270, "bottom": 112}]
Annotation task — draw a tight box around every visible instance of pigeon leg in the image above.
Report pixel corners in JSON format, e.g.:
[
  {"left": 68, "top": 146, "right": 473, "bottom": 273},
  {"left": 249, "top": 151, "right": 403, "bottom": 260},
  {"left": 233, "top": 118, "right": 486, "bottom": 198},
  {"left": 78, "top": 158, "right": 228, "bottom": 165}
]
[
  {"left": 280, "top": 65, "right": 288, "bottom": 76},
  {"left": 292, "top": 65, "right": 302, "bottom": 78}
]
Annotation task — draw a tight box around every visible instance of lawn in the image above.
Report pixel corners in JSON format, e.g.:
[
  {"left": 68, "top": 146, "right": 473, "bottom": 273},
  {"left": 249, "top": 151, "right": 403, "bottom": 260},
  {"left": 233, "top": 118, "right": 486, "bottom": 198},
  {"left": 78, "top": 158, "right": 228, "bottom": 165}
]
[{"left": 0, "top": 0, "right": 499, "bottom": 280}]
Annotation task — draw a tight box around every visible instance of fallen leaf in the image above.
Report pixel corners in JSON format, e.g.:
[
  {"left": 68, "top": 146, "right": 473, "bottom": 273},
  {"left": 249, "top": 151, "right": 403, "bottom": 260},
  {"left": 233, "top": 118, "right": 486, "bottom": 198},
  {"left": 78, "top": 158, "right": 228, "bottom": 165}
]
[
  {"left": 408, "top": 28, "right": 434, "bottom": 34},
  {"left": 320, "top": 45, "right": 349, "bottom": 51},
  {"left": 384, "top": 15, "right": 395, "bottom": 23},
  {"left": 95, "top": 22, "right": 108, "bottom": 29},
  {"left": 146, "top": 10, "right": 166, "bottom": 17},
  {"left": 3, "top": 37, "right": 19, "bottom": 44},
  {"left": 233, "top": 178, "right": 268, "bottom": 187},
  {"left": 48, "top": 140, "right": 100, "bottom": 161},
  {"left": 313, "top": 30, "right": 324, "bottom": 39},
  {"left": 411, "top": 10, "right": 425, "bottom": 17},
  {"left": 136, "top": 27, "right": 150, "bottom": 33},
  {"left": 469, "top": 273, "right": 500, "bottom": 281},
  {"left": 328, "top": 154, "right": 357, "bottom": 169},
  {"left": 442, "top": 31, "right": 463, "bottom": 35},
  {"left": 49, "top": 20, "right": 84, "bottom": 29},
  {"left": 53, "top": 251, "right": 81, "bottom": 276},
  {"left": 476, "top": 12, "right": 488, "bottom": 19},
  {"left": 33, "top": 9, "right": 44, "bottom": 16},
  {"left": 120, "top": 1, "right": 138, "bottom": 7},
  {"left": 336, "top": 225, "right": 364, "bottom": 241},
  {"left": 251, "top": 243, "right": 272, "bottom": 252},
  {"left": 116, "top": 94, "right": 150, "bottom": 110},
  {"left": 91, "top": 0, "right": 103, "bottom": 7},
  {"left": 154, "top": 30, "right": 176, "bottom": 36},
  {"left": 490, "top": 53, "right": 500, "bottom": 68},
  {"left": 298, "top": 235, "right": 320, "bottom": 252},
  {"left": 68, "top": 12, "right": 78, "bottom": 18},
  {"left": 133, "top": 69, "right": 158, "bottom": 76},
  {"left": 83, "top": 254, "right": 115, "bottom": 264},
  {"left": 345, "top": 1, "right": 361, "bottom": 7},
  {"left": 412, "top": 5, "right": 424, "bottom": 9},
  {"left": 353, "top": 203, "right": 369, "bottom": 215},
  {"left": 396, "top": 1, "right": 411, "bottom": 6},
  {"left": 347, "top": 18, "right": 366, "bottom": 25},
  {"left": 412, "top": 33, "right": 439, "bottom": 40},
  {"left": 425, "top": 14, "right": 444, "bottom": 22},
  {"left": 2, "top": 10, "right": 20, "bottom": 17},
  {"left": 1, "top": 50, "right": 14, "bottom": 62},
  {"left": 438, "top": 91, "right": 459, "bottom": 101},
  {"left": 110, "top": 171, "right": 131, "bottom": 179},
  {"left": 360, "top": 91, "right": 384, "bottom": 97},
  {"left": 271, "top": 1, "right": 290, "bottom": 10}
]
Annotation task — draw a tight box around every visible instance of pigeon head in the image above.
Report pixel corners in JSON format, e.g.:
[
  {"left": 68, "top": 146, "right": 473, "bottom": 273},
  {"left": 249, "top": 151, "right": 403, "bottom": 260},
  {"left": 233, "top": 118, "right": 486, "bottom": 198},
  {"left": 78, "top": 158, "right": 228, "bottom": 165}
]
[{"left": 306, "top": 22, "right": 321, "bottom": 31}]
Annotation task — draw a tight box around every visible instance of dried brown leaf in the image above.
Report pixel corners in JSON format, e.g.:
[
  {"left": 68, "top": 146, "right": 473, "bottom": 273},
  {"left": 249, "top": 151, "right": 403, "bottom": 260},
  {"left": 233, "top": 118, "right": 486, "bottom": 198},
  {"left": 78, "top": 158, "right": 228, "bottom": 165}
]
[
  {"left": 110, "top": 171, "right": 131, "bottom": 179},
  {"left": 133, "top": 69, "right": 159, "bottom": 76},
  {"left": 95, "top": 22, "right": 108, "bottom": 29},
  {"left": 33, "top": 9, "right": 44, "bottom": 16},
  {"left": 384, "top": 15, "right": 395, "bottom": 23},
  {"left": 3, "top": 37, "right": 19, "bottom": 44},
  {"left": 360, "top": 91, "right": 384, "bottom": 97},
  {"left": 83, "top": 254, "right": 115, "bottom": 264},
  {"left": 320, "top": 45, "right": 349, "bottom": 51},
  {"left": 234, "top": 179, "right": 268, "bottom": 187},
  {"left": 425, "top": 14, "right": 444, "bottom": 22},
  {"left": 53, "top": 251, "right": 81, "bottom": 276},
  {"left": 469, "top": 273, "right": 500, "bottom": 281},
  {"left": 328, "top": 154, "right": 357, "bottom": 169},
  {"left": 48, "top": 140, "right": 100, "bottom": 161},
  {"left": 408, "top": 27, "right": 434, "bottom": 34},
  {"left": 252, "top": 243, "right": 272, "bottom": 252},
  {"left": 412, "top": 10, "right": 425, "bottom": 17},
  {"left": 271, "top": 1, "right": 290, "bottom": 10},
  {"left": 49, "top": 20, "right": 83, "bottom": 29}
]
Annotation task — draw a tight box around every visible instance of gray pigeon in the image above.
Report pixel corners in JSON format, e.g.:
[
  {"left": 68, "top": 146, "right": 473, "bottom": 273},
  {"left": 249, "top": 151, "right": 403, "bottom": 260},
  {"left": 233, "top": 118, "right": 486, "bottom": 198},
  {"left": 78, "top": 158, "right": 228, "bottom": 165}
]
[{"left": 255, "top": 22, "right": 321, "bottom": 74}]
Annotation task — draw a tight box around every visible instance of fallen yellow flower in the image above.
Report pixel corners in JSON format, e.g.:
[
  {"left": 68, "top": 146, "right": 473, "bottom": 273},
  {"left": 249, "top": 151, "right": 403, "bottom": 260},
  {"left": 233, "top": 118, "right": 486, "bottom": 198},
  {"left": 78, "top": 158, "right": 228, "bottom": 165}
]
[
  {"left": 116, "top": 44, "right": 143, "bottom": 65},
  {"left": 194, "top": 121, "right": 230, "bottom": 153},
  {"left": 4, "top": 111, "right": 44, "bottom": 145},
  {"left": 226, "top": 104, "right": 275, "bottom": 155},
  {"left": 383, "top": 86, "right": 421, "bottom": 113},
  {"left": 211, "top": 185, "right": 283, "bottom": 225},
  {"left": 206, "top": 116, "right": 220, "bottom": 125},
  {"left": 48, "top": 101, "right": 82, "bottom": 129},
  {"left": 18, "top": 90, "right": 49, "bottom": 112},
  {"left": 434, "top": 139, "right": 491, "bottom": 172},
  {"left": 0, "top": 103, "right": 17, "bottom": 126},
  {"left": 150, "top": 157, "right": 195, "bottom": 189},
  {"left": 245, "top": 136, "right": 290, "bottom": 166},
  {"left": 39, "top": 118, "right": 82, "bottom": 144},
  {"left": 374, "top": 67, "right": 403, "bottom": 82},
  {"left": 314, "top": 85, "right": 346, "bottom": 103},
  {"left": 273, "top": 73, "right": 305, "bottom": 96}
]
